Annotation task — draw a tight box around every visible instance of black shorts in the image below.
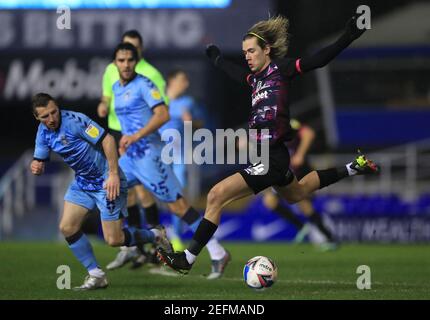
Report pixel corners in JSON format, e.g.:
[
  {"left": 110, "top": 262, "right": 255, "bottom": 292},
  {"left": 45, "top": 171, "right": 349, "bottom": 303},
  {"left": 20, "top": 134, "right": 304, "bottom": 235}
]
[{"left": 239, "top": 144, "right": 295, "bottom": 194}]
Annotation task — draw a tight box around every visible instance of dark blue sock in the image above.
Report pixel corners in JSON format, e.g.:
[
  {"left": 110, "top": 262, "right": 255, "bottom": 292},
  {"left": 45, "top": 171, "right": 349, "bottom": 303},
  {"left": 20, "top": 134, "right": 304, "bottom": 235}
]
[{"left": 123, "top": 226, "right": 155, "bottom": 246}]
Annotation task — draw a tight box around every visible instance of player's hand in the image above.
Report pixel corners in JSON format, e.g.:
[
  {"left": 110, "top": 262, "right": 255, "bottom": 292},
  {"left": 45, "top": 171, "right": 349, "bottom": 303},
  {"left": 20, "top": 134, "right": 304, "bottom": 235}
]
[
  {"left": 290, "top": 154, "right": 304, "bottom": 169},
  {"left": 344, "top": 12, "right": 367, "bottom": 41},
  {"left": 118, "top": 145, "right": 126, "bottom": 156},
  {"left": 97, "top": 101, "right": 108, "bottom": 118},
  {"left": 205, "top": 44, "right": 221, "bottom": 64},
  {"left": 119, "top": 134, "right": 138, "bottom": 150},
  {"left": 104, "top": 172, "right": 120, "bottom": 201},
  {"left": 30, "top": 160, "right": 45, "bottom": 175}
]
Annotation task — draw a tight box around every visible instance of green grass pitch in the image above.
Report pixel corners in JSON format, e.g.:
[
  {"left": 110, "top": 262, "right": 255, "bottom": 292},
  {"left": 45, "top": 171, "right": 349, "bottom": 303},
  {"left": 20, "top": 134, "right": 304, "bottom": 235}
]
[{"left": 0, "top": 241, "right": 429, "bottom": 300}]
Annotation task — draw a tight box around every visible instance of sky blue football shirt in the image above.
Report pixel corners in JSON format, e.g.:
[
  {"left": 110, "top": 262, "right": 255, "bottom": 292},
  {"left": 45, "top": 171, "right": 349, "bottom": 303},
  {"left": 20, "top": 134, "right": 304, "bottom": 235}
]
[
  {"left": 113, "top": 74, "right": 165, "bottom": 158},
  {"left": 34, "top": 110, "right": 107, "bottom": 191}
]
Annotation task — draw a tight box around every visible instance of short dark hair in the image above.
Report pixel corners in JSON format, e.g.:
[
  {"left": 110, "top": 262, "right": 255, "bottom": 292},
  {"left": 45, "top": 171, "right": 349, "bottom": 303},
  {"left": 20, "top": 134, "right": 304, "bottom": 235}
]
[
  {"left": 121, "top": 30, "right": 143, "bottom": 46},
  {"left": 113, "top": 42, "right": 139, "bottom": 61},
  {"left": 32, "top": 93, "right": 55, "bottom": 115}
]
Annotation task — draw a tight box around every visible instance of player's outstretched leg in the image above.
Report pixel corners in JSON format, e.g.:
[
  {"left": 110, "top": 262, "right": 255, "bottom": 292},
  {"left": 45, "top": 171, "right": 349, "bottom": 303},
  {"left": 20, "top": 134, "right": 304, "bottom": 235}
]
[
  {"left": 275, "top": 150, "right": 380, "bottom": 205},
  {"left": 103, "top": 220, "right": 173, "bottom": 254},
  {"left": 106, "top": 191, "right": 165, "bottom": 270},
  {"left": 106, "top": 191, "right": 142, "bottom": 270},
  {"left": 66, "top": 229, "right": 109, "bottom": 291},
  {"left": 157, "top": 173, "right": 253, "bottom": 274},
  {"left": 106, "top": 209, "right": 141, "bottom": 271},
  {"left": 105, "top": 218, "right": 173, "bottom": 271},
  {"left": 162, "top": 197, "right": 231, "bottom": 279},
  {"left": 59, "top": 202, "right": 108, "bottom": 291}
]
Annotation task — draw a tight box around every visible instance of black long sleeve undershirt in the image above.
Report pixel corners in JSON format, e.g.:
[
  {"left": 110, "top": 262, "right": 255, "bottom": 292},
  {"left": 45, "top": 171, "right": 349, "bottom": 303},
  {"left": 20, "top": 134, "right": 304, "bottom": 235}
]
[
  {"left": 275, "top": 32, "right": 354, "bottom": 78},
  {"left": 213, "top": 56, "right": 249, "bottom": 85},
  {"left": 297, "top": 32, "right": 353, "bottom": 73}
]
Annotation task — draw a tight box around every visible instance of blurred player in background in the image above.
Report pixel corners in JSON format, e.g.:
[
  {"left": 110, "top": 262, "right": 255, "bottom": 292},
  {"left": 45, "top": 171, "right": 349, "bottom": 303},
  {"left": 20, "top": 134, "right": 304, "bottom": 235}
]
[
  {"left": 30, "top": 93, "right": 172, "bottom": 290},
  {"left": 159, "top": 68, "right": 195, "bottom": 252},
  {"left": 158, "top": 12, "right": 379, "bottom": 274},
  {"left": 97, "top": 30, "right": 169, "bottom": 270},
  {"left": 113, "top": 43, "right": 230, "bottom": 279},
  {"left": 262, "top": 119, "right": 337, "bottom": 250}
]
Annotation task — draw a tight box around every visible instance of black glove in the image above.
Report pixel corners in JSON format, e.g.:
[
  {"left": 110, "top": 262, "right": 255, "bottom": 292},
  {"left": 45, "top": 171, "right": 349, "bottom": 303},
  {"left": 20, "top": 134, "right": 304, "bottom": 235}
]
[
  {"left": 205, "top": 44, "right": 221, "bottom": 65},
  {"left": 344, "top": 12, "right": 367, "bottom": 41}
]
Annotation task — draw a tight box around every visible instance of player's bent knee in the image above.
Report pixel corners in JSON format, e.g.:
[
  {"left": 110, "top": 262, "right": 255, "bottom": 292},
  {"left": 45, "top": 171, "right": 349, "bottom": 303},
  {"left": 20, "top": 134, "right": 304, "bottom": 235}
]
[
  {"left": 207, "top": 185, "right": 225, "bottom": 208},
  {"left": 59, "top": 223, "right": 80, "bottom": 237}
]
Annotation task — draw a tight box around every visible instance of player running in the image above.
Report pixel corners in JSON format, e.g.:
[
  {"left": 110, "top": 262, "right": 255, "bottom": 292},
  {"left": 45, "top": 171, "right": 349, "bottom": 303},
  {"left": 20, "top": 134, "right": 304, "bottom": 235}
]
[
  {"left": 30, "top": 93, "right": 172, "bottom": 290},
  {"left": 112, "top": 43, "right": 231, "bottom": 279},
  {"left": 98, "top": 30, "right": 168, "bottom": 270},
  {"left": 157, "top": 13, "right": 379, "bottom": 273}
]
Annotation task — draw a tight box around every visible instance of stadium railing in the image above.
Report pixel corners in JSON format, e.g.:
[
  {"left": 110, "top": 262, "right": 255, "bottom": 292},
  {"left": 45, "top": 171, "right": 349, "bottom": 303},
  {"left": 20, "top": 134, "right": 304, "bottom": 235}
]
[
  {"left": 309, "top": 137, "right": 430, "bottom": 204},
  {"left": 0, "top": 150, "right": 72, "bottom": 240}
]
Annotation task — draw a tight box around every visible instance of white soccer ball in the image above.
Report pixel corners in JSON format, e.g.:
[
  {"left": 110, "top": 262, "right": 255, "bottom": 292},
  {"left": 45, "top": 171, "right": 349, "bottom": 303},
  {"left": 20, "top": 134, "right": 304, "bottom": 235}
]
[{"left": 243, "top": 256, "right": 278, "bottom": 290}]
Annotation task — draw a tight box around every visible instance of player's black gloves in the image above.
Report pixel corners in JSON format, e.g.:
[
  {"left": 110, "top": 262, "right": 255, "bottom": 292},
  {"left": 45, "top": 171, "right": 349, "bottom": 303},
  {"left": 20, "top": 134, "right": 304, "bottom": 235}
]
[
  {"left": 205, "top": 44, "right": 222, "bottom": 65},
  {"left": 343, "top": 12, "right": 367, "bottom": 41}
]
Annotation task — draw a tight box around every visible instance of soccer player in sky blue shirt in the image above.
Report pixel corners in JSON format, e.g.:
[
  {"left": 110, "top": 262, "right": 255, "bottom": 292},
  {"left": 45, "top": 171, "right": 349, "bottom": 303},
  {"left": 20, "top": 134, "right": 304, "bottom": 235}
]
[
  {"left": 98, "top": 30, "right": 167, "bottom": 270},
  {"left": 30, "top": 93, "right": 172, "bottom": 290},
  {"left": 112, "top": 43, "right": 231, "bottom": 279}
]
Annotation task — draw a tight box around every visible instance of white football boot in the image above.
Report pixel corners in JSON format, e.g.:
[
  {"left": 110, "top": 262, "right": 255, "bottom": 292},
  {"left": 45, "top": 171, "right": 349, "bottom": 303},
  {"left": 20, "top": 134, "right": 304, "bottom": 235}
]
[
  {"left": 106, "top": 246, "right": 139, "bottom": 270},
  {"left": 73, "top": 275, "right": 108, "bottom": 291}
]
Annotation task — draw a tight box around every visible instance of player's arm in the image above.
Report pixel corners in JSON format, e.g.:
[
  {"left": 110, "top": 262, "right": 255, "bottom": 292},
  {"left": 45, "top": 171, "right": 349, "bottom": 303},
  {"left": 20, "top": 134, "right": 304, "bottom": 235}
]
[
  {"left": 98, "top": 65, "right": 114, "bottom": 118},
  {"left": 206, "top": 44, "right": 249, "bottom": 85},
  {"left": 101, "top": 133, "right": 121, "bottom": 201},
  {"left": 278, "top": 13, "right": 367, "bottom": 78},
  {"left": 31, "top": 128, "right": 50, "bottom": 175},
  {"left": 291, "top": 125, "right": 315, "bottom": 168},
  {"left": 120, "top": 104, "right": 170, "bottom": 149},
  {"left": 98, "top": 96, "right": 111, "bottom": 118},
  {"left": 70, "top": 112, "right": 119, "bottom": 200},
  {"left": 300, "top": 13, "right": 366, "bottom": 72}
]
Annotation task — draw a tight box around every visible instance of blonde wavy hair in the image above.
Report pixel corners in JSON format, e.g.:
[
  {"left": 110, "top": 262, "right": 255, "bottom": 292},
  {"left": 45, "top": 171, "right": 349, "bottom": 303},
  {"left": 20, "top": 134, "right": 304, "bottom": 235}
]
[{"left": 244, "top": 15, "right": 290, "bottom": 59}]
